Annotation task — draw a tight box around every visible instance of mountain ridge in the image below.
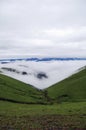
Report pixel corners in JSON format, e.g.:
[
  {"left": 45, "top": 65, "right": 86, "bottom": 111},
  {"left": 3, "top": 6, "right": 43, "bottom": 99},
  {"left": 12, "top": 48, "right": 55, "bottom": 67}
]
[{"left": 0, "top": 57, "right": 86, "bottom": 64}]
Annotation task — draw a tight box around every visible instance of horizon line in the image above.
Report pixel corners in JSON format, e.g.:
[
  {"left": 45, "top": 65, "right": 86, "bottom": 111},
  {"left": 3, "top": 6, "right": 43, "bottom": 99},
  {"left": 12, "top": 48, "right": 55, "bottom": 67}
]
[{"left": 0, "top": 57, "right": 86, "bottom": 63}]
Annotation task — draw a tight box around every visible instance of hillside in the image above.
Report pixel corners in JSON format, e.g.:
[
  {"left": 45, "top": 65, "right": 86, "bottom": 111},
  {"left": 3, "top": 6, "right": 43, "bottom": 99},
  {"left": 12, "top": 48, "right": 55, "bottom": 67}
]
[
  {"left": 0, "top": 74, "right": 45, "bottom": 104},
  {"left": 46, "top": 68, "right": 86, "bottom": 102},
  {"left": 0, "top": 67, "right": 86, "bottom": 129},
  {"left": 0, "top": 67, "right": 86, "bottom": 104}
]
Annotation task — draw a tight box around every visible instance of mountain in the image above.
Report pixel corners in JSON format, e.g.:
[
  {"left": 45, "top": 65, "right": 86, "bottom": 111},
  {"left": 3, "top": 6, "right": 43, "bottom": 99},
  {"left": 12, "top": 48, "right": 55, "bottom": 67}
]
[
  {"left": 0, "top": 67, "right": 86, "bottom": 129},
  {"left": 46, "top": 67, "right": 86, "bottom": 102},
  {"left": 0, "top": 57, "right": 86, "bottom": 63},
  {"left": 0, "top": 74, "right": 46, "bottom": 104}
]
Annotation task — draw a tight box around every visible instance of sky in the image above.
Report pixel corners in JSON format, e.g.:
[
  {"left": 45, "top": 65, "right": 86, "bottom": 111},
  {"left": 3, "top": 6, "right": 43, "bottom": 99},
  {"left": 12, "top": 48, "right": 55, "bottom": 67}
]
[{"left": 0, "top": 0, "right": 86, "bottom": 58}]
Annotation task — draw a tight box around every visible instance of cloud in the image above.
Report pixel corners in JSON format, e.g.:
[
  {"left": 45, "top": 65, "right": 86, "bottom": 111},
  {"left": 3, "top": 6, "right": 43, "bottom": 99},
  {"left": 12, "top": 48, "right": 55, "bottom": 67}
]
[
  {"left": 0, "top": 60, "right": 86, "bottom": 89},
  {"left": 0, "top": 0, "right": 86, "bottom": 58}
]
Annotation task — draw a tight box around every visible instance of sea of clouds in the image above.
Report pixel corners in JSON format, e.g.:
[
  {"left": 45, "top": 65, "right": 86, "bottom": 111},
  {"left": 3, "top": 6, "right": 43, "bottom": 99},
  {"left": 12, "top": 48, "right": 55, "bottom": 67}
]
[{"left": 0, "top": 59, "right": 86, "bottom": 89}]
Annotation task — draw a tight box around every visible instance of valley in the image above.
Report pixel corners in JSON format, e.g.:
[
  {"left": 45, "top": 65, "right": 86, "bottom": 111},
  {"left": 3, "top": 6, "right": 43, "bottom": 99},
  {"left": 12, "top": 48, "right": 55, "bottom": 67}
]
[{"left": 0, "top": 63, "right": 86, "bottom": 129}]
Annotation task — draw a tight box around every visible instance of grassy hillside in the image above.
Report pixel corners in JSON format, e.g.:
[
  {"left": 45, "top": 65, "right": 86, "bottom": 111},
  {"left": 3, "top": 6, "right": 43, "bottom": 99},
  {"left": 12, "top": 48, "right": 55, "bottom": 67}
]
[
  {"left": 0, "top": 68, "right": 86, "bottom": 129},
  {"left": 0, "top": 74, "right": 46, "bottom": 104},
  {"left": 0, "top": 68, "right": 86, "bottom": 104},
  {"left": 47, "top": 68, "right": 86, "bottom": 102}
]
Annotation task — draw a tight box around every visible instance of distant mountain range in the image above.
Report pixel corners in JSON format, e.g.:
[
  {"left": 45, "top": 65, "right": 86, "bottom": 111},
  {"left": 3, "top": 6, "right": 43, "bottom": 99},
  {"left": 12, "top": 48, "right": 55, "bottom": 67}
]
[{"left": 0, "top": 57, "right": 86, "bottom": 64}]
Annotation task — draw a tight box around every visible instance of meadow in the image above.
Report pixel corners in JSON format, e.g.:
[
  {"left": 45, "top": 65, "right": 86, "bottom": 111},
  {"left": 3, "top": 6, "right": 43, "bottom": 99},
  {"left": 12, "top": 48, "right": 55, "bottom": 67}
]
[{"left": 0, "top": 101, "right": 86, "bottom": 130}]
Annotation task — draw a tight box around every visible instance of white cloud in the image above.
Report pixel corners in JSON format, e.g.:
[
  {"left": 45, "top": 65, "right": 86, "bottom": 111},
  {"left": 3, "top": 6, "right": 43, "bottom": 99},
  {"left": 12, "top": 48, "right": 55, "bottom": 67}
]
[{"left": 0, "top": 0, "right": 86, "bottom": 58}]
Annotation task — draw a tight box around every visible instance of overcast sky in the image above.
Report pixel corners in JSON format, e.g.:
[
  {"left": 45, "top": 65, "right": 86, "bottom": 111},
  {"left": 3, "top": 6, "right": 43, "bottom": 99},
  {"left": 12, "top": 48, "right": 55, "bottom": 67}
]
[{"left": 0, "top": 0, "right": 86, "bottom": 58}]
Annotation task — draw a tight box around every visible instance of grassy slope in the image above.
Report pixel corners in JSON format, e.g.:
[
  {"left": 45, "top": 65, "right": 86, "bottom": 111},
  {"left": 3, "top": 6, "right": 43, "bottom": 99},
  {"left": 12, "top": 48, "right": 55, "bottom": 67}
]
[
  {"left": 0, "top": 68, "right": 86, "bottom": 103},
  {"left": 47, "top": 69, "right": 86, "bottom": 102},
  {"left": 0, "top": 74, "right": 45, "bottom": 104},
  {"left": 0, "top": 69, "right": 86, "bottom": 129}
]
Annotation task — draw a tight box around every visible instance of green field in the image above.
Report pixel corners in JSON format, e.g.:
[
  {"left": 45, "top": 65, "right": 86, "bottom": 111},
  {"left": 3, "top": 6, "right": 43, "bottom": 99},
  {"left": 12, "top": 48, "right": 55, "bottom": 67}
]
[
  {"left": 0, "top": 68, "right": 86, "bottom": 129},
  {"left": 47, "top": 69, "right": 86, "bottom": 102},
  {"left": 0, "top": 74, "right": 47, "bottom": 104},
  {"left": 0, "top": 101, "right": 86, "bottom": 129}
]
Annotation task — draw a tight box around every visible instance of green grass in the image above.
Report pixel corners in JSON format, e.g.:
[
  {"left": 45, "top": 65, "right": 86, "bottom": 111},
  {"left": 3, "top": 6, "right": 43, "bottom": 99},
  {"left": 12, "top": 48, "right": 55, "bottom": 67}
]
[
  {"left": 47, "top": 69, "right": 86, "bottom": 102},
  {"left": 0, "top": 74, "right": 46, "bottom": 104},
  {"left": 0, "top": 101, "right": 86, "bottom": 129},
  {"left": 0, "top": 101, "right": 86, "bottom": 116}
]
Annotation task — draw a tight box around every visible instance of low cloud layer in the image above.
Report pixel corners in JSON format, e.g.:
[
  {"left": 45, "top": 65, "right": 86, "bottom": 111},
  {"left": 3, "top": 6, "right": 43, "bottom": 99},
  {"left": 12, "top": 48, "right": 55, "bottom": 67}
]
[
  {"left": 0, "top": 60, "right": 86, "bottom": 89},
  {"left": 0, "top": 0, "right": 86, "bottom": 58}
]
